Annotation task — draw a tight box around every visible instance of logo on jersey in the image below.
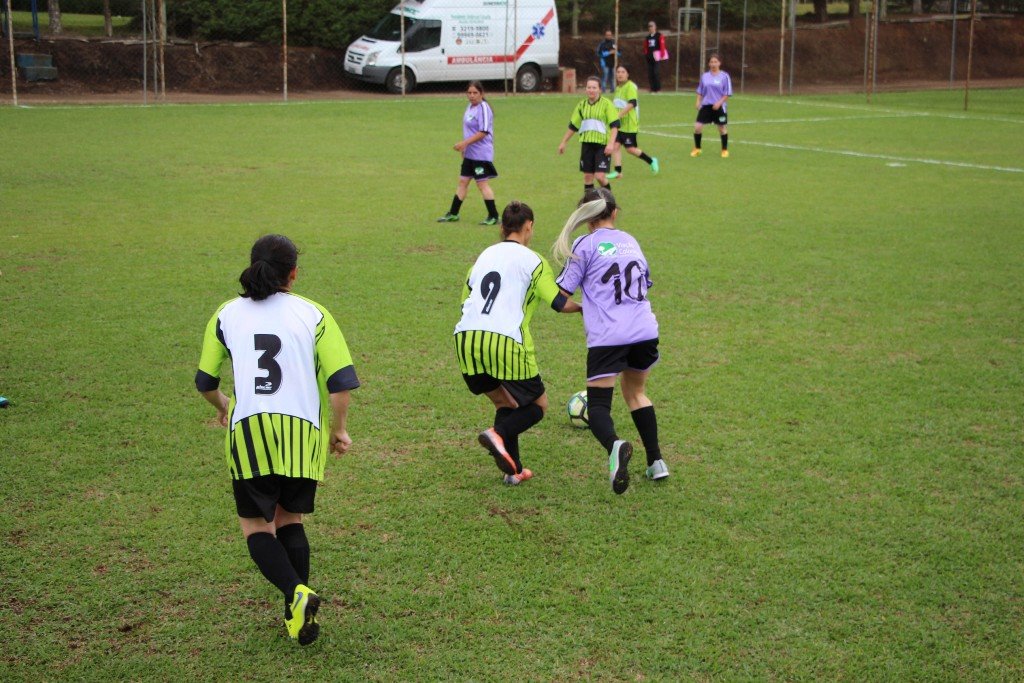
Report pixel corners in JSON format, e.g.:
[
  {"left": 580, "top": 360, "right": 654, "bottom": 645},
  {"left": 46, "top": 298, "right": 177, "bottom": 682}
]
[
  {"left": 257, "top": 381, "right": 274, "bottom": 392},
  {"left": 597, "top": 242, "right": 617, "bottom": 257}
]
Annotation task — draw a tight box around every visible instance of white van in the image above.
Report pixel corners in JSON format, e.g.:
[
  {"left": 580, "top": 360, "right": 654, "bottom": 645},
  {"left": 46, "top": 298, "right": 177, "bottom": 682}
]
[{"left": 344, "top": 0, "right": 560, "bottom": 94}]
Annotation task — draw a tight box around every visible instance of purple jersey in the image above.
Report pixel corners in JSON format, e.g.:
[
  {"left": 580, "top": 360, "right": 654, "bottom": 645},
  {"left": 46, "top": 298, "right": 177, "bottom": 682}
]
[
  {"left": 697, "top": 70, "right": 732, "bottom": 111},
  {"left": 556, "top": 227, "right": 659, "bottom": 348},
  {"left": 463, "top": 100, "right": 494, "bottom": 162}
]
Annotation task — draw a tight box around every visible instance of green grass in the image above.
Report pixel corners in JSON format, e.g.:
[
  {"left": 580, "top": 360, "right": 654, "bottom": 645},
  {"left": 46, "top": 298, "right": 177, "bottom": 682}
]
[
  {"left": 1, "top": 88, "right": 1022, "bottom": 680},
  {"left": 10, "top": 10, "right": 133, "bottom": 37}
]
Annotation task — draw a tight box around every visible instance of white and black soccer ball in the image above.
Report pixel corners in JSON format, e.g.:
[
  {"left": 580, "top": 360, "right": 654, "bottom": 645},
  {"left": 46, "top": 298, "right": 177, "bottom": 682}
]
[{"left": 566, "top": 390, "right": 589, "bottom": 429}]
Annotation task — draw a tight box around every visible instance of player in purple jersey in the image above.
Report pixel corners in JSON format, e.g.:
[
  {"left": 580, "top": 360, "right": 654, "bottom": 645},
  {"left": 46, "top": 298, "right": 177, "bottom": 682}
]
[
  {"left": 691, "top": 54, "right": 732, "bottom": 158},
  {"left": 552, "top": 188, "right": 669, "bottom": 494},
  {"left": 438, "top": 81, "right": 500, "bottom": 225}
]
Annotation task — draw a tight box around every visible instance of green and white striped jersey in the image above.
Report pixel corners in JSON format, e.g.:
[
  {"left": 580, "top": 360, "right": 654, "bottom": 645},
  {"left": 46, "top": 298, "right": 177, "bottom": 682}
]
[{"left": 569, "top": 96, "right": 621, "bottom": 144}]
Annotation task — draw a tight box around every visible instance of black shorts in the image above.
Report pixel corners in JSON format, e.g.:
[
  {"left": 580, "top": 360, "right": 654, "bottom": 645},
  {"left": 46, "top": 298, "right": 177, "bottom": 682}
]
[
  {"left": 616, "top": 131, "right": 638, "bottom": 148},
  {"left": 697, "top": 104, "right": 728, "bottom": 126},
  {"left": 587, "top": 338, "right": 660, "bottom": 380},
  {"left": 462, "top": 372, "right": 546, "bottom": 408},
  {"left": 233, "top": 475, "right": 318, "bottom": 522},
  {"left": 460, "top": 158, "right": 498, "bottom": 181},
  {"left": 579, "top": 142, "right": 611, "bottom": 174}
]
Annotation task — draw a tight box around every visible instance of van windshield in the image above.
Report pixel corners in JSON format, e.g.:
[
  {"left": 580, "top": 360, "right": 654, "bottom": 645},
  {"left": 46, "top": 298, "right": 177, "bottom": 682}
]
[{"left": 366, "top": 13, "right": 421, "bottom": 42}]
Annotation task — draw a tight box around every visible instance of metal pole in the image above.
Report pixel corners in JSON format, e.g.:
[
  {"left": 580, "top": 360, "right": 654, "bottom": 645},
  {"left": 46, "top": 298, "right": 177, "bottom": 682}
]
[
  {"left": 866, "top": 0, "right": 877, "bottom": 103},
  {"left": 512, "top": 0, "right": 518, "bottom": 94},
  {"left": 863, "top": 8, "right": 869, "bottom": 93},
  {"left": 685, "top": 0, "right": 692, "bottom": 32},
  {"left": 5, "top": 0, "right": 16, "bottom": 106},
  {"left": 788, "top": 0, "right": 796, "bottom": 94},
  {"left": 778, "top": 0, "right": 785, "bottom": 95},
  {"left": 872, "top": 0, "right": 879, "bottom": 95},
  {"left": 963, "top": 0, "right": 977, "bottom": 110},
  {"left": 142, "top": 0, "right": 147, "bottom": 104},
  {"left": 614, "top": 0, "right": 619, "bottom": 72},
  {"left": 503, "top": 0, "right": 509, "bottom": 94},
  {"left": 740, "top": 0, "right": 747, "bottom": 93},
  {"left": 399, "top": 7, "right": 405, "bottom": 96},
  {"left": 282, "top": 0, "right": 288, "bottom": 101},
  {"left": 949, "top": 0, "right": 958, "bottom": 87}
]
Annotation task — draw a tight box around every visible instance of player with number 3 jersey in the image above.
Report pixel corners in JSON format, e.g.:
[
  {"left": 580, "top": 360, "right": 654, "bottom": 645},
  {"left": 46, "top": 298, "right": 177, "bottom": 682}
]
[
  {"left": 553, "top": 188, "right": 669, "bottom": 495},
  {"left": 195, "top": 234, "right": 360, "bottom": 646},
  {"left": 454, "top": 201, "right": 581, "bottom": 485}
]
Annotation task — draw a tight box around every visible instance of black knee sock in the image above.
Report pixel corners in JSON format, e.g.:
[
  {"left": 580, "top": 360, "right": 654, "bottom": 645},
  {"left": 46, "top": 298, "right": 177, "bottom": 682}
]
[
  {"left": 448, "top": 195, "right": 464, "bottom": 215},
  {"left": 639, "top": 152, "right": 653, "bottom": 164},
  {"left": 484, "top": 199, "right": 498, "bottom": 219},
  {"left": 246, "top": 532, "right": 301, "bottom": 602},
  {"left": 630, "top": 405, "right": 661, "bottom": 466},
  {"left": 584, "top": 183, "right": 595, "bottom": 191},
  {"left": 496, "top": 403, "right": 543, "bottom": 472},
  {"left": 494, "top": 407, "right": 520, "bottom": 469},
  {"left": 721, "top": 134, "right": 728, "bottom": 151},
  {"left": 694, "top": 133, "right": 702, "bottom": 149},
  {"left": 275, "top": 523, "right": 310, "bottom": 618},
  {"left": 587, "top": 386, "right": 617, "bottom": 452},
  {"left": 615, "top": 165, "right": 622, "bottom": 173}
]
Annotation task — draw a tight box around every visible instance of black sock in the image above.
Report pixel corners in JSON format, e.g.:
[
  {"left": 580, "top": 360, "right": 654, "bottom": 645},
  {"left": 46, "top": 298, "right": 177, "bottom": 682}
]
[
  {"left": 639, "top": 153, "right": 653, "bottom": 164},
  {"left": 448, "top": 195, "right": 463, "bottom": 216},
  {"left": 246, "top": 532, "right": 301, "bottom": 602},
  {"left": 721, "top": 134, "right": 728, "bottom": 151},
  {"left": 586, "top": 386, "right": 617, "bottom": 452},
  {"left": 630, "top": 405, "right": 661, "bottom": 466},
  {"left": 484, "top": 199, "right": 498, "bottom": 219},
  {"left": 584, "top": 183, "right": 594, "bottom": 191},
  {"left": 275, "top": 523, "right": 310, "bottom": 619},
  {"left": 615, "top": 165, "right": 622, "bottom": 173},
  {"left": 494, "top": 407, "right": 520, "bottom": 470},
  {"left": 694, "top": 133, "right": 702, "bottom": 149},
  {"left": 495, "top": 403, "right": 543, "bottom": 472}
]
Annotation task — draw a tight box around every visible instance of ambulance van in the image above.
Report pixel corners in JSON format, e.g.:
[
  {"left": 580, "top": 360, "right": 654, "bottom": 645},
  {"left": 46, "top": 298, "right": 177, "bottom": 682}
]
[{"left": 344, "top": 0, "right": 560, "bottom": 93}]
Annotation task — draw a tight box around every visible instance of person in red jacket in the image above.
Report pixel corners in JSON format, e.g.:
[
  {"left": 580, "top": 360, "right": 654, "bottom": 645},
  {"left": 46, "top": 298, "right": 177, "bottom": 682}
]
[{"left": 643, "top": 21, "right": 668, "bottom": 93}]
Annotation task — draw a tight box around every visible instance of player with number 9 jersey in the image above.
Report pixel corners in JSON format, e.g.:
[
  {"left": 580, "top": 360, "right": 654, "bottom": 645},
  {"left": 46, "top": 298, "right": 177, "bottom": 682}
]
[{"left": 454, "top": 201, "right": 581, "bottom": 485}]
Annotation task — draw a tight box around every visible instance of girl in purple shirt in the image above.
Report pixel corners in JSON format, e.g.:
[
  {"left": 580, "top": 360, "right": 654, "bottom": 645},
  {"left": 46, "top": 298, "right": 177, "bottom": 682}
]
[
  {"left": 553, "top": 188, "right": 669, "bottom": 494},
  {"left": 437, "top": 81, "right": 500, "bottom": 225},
  {"left": 691, "top": 54, "right": 732, "bottom": 158}
]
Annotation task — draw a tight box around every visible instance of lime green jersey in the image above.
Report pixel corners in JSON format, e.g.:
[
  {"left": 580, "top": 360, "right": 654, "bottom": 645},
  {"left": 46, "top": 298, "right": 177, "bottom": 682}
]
[
  {"left": 613, "top": 80, "right": 640, "bottom": 133},
  {"left": 569, "top": 96, "right": 621, "bottom": 145}
]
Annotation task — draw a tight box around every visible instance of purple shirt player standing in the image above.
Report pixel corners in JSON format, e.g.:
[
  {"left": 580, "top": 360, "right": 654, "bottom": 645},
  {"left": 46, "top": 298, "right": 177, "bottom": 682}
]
[
  {"left": 463, "top": 99, "right": 494, "bottom": 162},
  {"left": 692, "top": 54, "right": 732, "bottom": 158},
  {"left": 438, "top": 81, "right": 500, "bottom": 225}
]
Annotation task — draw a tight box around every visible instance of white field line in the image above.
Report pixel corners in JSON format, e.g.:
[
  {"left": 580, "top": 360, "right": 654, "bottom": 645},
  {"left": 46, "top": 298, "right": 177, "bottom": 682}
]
[
  {"left": 647, "top": 113, "right": 925, "bottom": 127},
  {"left": 644, "top": 128, "right": 1024, "bottom": 173},
  {"left": 750, "top": 96, "right": 1024, "bottom": 125}
]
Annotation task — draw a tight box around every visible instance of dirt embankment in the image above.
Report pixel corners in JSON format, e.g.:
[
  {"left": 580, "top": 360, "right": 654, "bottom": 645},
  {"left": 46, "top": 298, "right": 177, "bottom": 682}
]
[{"left": 1, "top": 16, "right": 1022, "bottom": 100}]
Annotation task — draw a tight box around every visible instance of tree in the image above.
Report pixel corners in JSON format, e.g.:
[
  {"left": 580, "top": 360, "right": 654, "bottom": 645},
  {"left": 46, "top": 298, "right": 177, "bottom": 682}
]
[
  {"left": 47, "top": 0, "right": 62, "bottom": 34},
  {"left": 103, "top": 0, "right": 112, "bottom": 37},
  {"left": 813, "top": 0, "right": 829, "bottom": 22}
]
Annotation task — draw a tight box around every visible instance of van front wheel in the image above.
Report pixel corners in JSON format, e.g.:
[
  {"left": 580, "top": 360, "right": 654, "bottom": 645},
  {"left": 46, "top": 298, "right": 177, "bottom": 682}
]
[
  {"left": 516, "top": 65, "right": 541, "bottom": 93},
  {"left": 386, "top": 67, "right": 416, "bottom": 94}
]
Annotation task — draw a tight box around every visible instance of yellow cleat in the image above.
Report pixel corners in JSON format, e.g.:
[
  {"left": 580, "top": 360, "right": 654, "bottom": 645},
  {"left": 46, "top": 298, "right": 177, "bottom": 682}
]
[
  {"left": 285, "top": 584, "right": 321, "bottom": 646},
  {"left": 721, "top": 150, "right": 730, "bottom": 158},
  {"left": 690, "top": 148, "right": 702, "bottom": 157}
]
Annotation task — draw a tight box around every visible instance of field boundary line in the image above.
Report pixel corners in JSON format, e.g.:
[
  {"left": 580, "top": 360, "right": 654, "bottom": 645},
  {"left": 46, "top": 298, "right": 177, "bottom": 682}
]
[
  {"left": 645, "top": 129, "right": 1024, "bottom": 173},
  {"left": 748, "top": 96, "right": 1024, "bottom": 125},
  {"left": 647, "top": 113, "right": 924, "bottom": 127}
]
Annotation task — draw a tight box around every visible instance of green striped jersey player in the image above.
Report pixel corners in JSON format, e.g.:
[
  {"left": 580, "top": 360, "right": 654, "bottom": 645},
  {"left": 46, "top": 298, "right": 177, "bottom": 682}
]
[
  {"left": 558, "top": 75, "right": 621, "bottom": 192},
  {"left": 195, "top": 234, "right": 359, "bottom": 647},
  {"left": 454, "top": 201, "right": 581, "bottom": 485}
]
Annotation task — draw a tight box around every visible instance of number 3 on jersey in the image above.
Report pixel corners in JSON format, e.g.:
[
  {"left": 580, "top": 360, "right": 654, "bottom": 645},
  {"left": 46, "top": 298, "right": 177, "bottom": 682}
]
[{"left": 254, "top": 334, "right": 283, "bottom": 395}]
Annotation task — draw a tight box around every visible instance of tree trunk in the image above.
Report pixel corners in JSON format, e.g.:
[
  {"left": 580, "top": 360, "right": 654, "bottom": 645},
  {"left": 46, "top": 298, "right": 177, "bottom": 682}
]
[
  {"left": 48, "top": 0, "right": 63, "bottom": 35},
  {"left": 669, "top": 0, "right": 679, "bottom": 30},
  {"left": 813, "top": 0, "right": 829, "bottom": 22},
  {"left": 571, "top": 0, "right": 580, "bottom": 39},
  {"left": 911, "top": 0, "right": 923, "bottom": 13},
  {"left": 102, "top": 0, "right": 112, "bottom": 37},
  {"left": 848, "top": 0, "right": 858, "bottom": 19}
]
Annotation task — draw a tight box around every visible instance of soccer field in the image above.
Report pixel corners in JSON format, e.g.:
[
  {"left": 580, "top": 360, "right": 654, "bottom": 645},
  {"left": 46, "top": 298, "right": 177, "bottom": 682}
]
[{"left": 1, "top": 89, "right": 1022, "bottom": 679}]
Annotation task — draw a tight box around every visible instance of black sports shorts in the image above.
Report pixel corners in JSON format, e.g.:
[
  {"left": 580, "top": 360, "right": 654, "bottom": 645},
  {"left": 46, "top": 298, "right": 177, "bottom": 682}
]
[
  {"left": 579, "top": 142, "right": 611, "bottom": 174},
  {"left": 233, "top": 475, "right": 317, "bottom": 522},
  {"left": 696, "top": 104, "right": 728, "bottom": 126},
  {"left": 462, "top": 372, "right": 546, "bottom": 408},
  {"left": 460, "top": 158, "right": 499, "bottom": 181},
  {"left": 616, "top": 131, "right": 639, "bottom": 148},
  {"left": 586, "top": 338, "right": 660, "bottom": 380}
]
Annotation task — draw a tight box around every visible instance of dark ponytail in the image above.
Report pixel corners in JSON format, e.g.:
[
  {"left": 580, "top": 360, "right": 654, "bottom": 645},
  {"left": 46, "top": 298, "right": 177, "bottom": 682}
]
[
  {"left": 501, "top": 200, "right": 534, "bottom": 238},
  {"left": 239, "top": 234, "right": 298, "bottom": 301}
]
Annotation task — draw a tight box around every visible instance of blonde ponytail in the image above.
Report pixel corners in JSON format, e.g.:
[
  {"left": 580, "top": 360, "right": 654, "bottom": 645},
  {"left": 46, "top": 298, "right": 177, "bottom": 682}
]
[{"left": 552, "top": 188, "right": 619, "bottom": 266}]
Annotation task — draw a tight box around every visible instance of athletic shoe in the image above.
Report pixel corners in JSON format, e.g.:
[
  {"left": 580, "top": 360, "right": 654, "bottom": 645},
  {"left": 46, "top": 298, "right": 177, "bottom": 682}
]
[
  {"left": 606, "top": 170, "right": 620, "bottom": 179},
  {"left": 478, "top": 217, "right": 498, "bottom": 226},
  {"left": 479, "top": 428, "right": 517, "bottom": 476},
  {"left": 503, "top": 468, "right": 534, "bottom": 486},
  {"left": 650, "top": 158, "right": 660, "bottom": 175},
  {"left": 608, "top": 440, "right": 632, "bottom": 495},
  {"left": 285, "top": 584, "right": 321, "bottom": 646},
  {"left": 437, "top": 213, "right": 460, "bottom": 222},
  {"left": 645, "top": 459, "right": 670, "bottom": 480},
  {"left": 721, "top": 150, "right": 730, "bottom": 158},
  {"left": 690, "top": 148, "right": 702, "bottom": 157}
]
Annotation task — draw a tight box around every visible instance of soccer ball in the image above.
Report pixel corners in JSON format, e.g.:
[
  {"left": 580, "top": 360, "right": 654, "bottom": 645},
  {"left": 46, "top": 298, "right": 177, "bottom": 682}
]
[{"left": 566, "top": 390, "right": 589, "bottom": 429}]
